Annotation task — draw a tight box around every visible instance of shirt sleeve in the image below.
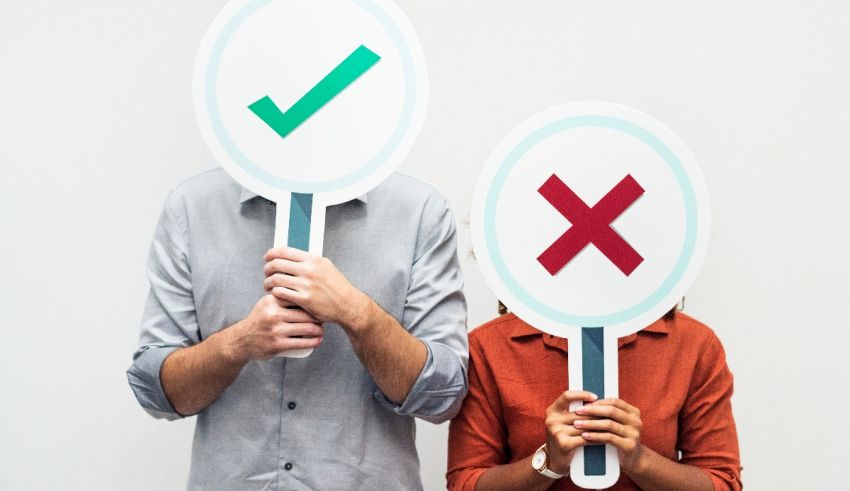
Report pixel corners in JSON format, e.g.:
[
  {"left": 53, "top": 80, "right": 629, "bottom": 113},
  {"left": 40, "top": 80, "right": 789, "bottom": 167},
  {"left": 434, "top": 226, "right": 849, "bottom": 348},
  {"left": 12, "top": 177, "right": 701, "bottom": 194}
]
[
  {"left": 126, "top": 191, "right": 201, "bottom": 421},
  {"left": 373, "top": 192, "right": 469, "bottom": 424},
  {"left": 446, "top": 338, "right": 507, "bottom": 491},
  {"left": 678, "top": 331, "right": 743, "bottom": 490}
]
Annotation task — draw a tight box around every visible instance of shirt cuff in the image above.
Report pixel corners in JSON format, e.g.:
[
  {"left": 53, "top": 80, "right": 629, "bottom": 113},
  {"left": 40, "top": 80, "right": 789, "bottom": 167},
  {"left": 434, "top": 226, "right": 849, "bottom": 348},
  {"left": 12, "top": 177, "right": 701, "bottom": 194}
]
[
  {"left": 373, "top": 341, "right": 468, "bottom": 424},
  {"left": 126, "top": 346, "right": 183, "bottom": 421}
]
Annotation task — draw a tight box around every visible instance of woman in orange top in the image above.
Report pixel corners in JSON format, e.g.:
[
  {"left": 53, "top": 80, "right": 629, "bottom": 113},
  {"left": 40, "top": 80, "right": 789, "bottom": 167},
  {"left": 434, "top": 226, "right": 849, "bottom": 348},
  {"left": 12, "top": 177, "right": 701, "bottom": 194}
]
[{"left": 447, "top": 307, "right": 741, "bottom": 490}]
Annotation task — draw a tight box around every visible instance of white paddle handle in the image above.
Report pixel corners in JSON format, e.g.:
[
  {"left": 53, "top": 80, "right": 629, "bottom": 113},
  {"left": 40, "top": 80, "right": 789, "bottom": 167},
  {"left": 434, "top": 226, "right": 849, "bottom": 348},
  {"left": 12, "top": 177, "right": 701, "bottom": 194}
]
[
  {"left": 273, "top": 193, "right": 326, "bottom": 358},
  {"left": 568, "top": 330, "right": 621, "bottom": 489}
]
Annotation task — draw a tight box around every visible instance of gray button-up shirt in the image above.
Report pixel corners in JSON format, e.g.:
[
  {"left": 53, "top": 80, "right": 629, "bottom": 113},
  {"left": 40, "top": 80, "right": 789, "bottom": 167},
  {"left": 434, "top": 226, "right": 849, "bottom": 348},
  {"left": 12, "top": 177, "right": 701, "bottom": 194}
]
[{"left": 126, "top": 169, "right": 468, "bottom": 490}]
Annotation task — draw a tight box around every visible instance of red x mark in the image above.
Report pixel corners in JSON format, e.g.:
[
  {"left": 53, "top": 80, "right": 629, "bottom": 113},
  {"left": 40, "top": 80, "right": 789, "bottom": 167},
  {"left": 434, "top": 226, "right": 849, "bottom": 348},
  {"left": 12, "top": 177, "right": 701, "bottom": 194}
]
[{"left": 537, "top": 173, "right": 645, "bottom": 276}]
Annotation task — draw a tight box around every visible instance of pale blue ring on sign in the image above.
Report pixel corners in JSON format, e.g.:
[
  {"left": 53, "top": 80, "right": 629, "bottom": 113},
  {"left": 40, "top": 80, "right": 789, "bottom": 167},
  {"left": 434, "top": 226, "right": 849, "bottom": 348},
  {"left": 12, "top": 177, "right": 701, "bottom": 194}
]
[
  {"left": 485, "top": 115, "right": 699, "bottom": 327},
  {"left": 205, "top": 0, "right": 417, "bottom": 194}
]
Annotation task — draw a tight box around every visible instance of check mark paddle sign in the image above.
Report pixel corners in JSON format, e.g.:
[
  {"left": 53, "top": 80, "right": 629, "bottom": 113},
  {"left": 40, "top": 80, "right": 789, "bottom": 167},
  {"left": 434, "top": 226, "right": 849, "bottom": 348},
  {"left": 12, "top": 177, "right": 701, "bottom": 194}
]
[{"left": 245, "top": 44, "right": 381, "bottom": 358}]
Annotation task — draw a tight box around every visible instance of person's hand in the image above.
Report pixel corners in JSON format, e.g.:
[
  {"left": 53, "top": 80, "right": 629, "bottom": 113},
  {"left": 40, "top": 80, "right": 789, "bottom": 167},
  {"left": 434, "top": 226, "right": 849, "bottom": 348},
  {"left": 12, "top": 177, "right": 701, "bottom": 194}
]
[
  {"left": 544, "top": 390, "right": 598, "bottom": 475},
  {"left": 574, "top": 398, "right": 646, "bottom": 473},
  {"left": 222, "top": 294, "right": 324, "bottom": 361},
  {"left": 262, "top": 247, "right": 371, "bottom": 329}
]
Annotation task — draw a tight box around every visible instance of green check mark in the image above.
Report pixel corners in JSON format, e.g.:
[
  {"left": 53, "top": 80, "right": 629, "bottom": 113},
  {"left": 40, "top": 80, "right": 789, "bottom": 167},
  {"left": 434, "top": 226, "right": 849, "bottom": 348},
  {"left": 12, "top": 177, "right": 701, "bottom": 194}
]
[{"left": 248, "top": 44, "right": 381, "bottom": 139}]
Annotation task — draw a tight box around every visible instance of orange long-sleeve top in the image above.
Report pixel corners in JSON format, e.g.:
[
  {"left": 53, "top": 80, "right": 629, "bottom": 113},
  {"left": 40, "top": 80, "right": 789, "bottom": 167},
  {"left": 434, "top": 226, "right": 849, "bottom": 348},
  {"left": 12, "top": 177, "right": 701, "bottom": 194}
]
[{"left": 447, "top": 312, "right": 742, "bottom": 491}]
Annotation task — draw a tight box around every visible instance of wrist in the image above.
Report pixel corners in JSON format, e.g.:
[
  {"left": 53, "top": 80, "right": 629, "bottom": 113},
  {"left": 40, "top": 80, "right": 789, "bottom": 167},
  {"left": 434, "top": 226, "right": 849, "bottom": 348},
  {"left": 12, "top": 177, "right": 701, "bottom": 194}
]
[
  {"left": 622, "top": 443, "right": 650, "bottom": 477},
  {"left": 214, "top": 322, "right": 250, "bottom": 365},
  {"left": 546, "top": 446, "right": 570, "bottom": 476},
  {"left": 339, "top": 290, "right": 375, "bottom": 334}
]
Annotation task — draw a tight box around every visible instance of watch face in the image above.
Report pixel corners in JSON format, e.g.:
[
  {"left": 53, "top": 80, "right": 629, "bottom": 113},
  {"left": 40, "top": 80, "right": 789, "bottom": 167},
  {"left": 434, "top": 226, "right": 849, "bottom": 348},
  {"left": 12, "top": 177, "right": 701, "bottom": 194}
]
[{"left": 532, "top": 447, "right": 546, "bottom": 470}]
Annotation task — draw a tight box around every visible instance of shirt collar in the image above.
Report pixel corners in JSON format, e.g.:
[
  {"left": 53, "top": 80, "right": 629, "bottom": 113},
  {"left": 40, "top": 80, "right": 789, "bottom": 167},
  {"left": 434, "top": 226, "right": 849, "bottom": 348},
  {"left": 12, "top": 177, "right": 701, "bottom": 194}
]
[
  {"left": 239, "top": 187, "right": 369, "bottom": 204},
  {"left": 507, "top": 313, "right": 671, "bottom": 352}
]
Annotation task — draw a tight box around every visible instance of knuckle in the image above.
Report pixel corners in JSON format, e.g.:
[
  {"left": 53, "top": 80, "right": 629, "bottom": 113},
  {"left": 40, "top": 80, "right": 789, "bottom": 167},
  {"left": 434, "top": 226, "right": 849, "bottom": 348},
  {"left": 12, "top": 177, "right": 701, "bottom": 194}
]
[{"left": 271, "top": 310, "right": 287, "bottom": 323}]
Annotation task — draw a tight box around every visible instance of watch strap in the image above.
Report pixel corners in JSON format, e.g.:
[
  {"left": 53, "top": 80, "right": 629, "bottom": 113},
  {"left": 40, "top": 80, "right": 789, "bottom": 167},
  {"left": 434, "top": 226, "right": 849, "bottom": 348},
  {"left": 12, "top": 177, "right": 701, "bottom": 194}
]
[{"left": 539, "top": 467, "right": 565, "bottom": 479}]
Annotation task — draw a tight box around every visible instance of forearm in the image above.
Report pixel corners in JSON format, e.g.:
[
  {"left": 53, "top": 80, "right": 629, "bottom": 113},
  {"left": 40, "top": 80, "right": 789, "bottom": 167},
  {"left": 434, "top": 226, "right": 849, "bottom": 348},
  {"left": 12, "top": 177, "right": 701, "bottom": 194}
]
[
  {"left": 160, "top": 325, "right": 248, "bottom": 416},
  {"left": 474, "top": 455, "right": 555, "bottom": 491},
  {"left": 625, "top": 445, "right": 714, "bottom": 491},
  {"left": 343, "top": 296, "right": 428, "bottom": 403}
]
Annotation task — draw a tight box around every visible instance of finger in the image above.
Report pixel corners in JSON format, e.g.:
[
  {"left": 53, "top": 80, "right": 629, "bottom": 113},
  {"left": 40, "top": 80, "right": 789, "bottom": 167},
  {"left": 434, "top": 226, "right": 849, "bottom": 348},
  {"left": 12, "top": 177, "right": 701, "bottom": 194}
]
[
  {"left": 277, "top": 307, "right": 320, "bottom": 324},
  {"left": 546, "top": 408, "right": 592, "bottom": 426},
  {"left": 276, "top": 335, "right": 324, "bottom": 352},
  {"left": 579, "top": 431, "right": 635, "bottom": 454},
  {"left": 553, "top": 429, "right": 588, "bottom": 450},
  {"left": 272, "top": 297, "right": 298, "bottom": 308},
  {"left": 265, "top": 274, "right": 307, "bottom": 293},
  {"left": 264, "top": 247, "right": 312, "bottom": 263},
  {"left": 593, "top": 398, "right": 641, "bottom": 416},
  {"left": 550, "top": 390, "right": 598, "bottom": 413},
  {"left": 573, "top": 418, "right": 630, "bottom": 438},
  {"left": 263, "top": 258, "right": 305, "bottom": 278},
  {"left": 575, "top": 403, "right": 631, "bottom": 424},
  {"left": 271, "top": 286, "right": 307, "bottom": 304},
  {"left": 549, "top": 422, "right": 583, "bottom": 437},
  {"left": 546, "top": 411, "right": 580, "bottom": 426},
  {"left": 275, "top": 322, "right": 325, "bottom": 338}
]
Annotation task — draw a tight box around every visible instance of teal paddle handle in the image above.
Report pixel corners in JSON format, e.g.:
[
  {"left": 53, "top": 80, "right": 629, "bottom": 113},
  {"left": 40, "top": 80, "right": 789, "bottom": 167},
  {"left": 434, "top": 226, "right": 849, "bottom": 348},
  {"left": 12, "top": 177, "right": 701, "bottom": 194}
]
[
  {"left": 288, "top": 193, "right": 313, "bottom": 251},
  {"left": 582, "top": 326, "right": 606, "bottom": 476},
  {"left": 274, "top": 192, "right": 315, "bottom": 359}
]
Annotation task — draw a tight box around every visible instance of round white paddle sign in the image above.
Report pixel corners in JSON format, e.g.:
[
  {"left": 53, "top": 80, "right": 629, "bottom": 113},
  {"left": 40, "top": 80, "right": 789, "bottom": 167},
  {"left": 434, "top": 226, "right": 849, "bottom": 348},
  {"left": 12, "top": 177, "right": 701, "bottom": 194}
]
[
  {"left": 471, "top": 101, "right": 711, "bottom": 488},
  {"left": 194, "top": 0, "right": 428, "bottom": 357}
]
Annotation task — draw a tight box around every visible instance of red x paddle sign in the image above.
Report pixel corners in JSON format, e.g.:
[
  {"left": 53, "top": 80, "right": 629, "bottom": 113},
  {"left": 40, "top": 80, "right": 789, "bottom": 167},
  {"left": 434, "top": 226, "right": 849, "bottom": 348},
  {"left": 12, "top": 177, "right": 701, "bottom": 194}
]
[{"left": 537, "top": 173, "right": 645, "bottom": 276}]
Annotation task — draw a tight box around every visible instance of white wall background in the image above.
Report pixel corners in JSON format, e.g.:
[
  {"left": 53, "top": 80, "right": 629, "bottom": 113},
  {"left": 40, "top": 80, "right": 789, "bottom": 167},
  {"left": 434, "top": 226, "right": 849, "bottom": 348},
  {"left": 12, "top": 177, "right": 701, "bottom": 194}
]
[{"left": 2, "top": 0, "right": 849, "bottom": 489}]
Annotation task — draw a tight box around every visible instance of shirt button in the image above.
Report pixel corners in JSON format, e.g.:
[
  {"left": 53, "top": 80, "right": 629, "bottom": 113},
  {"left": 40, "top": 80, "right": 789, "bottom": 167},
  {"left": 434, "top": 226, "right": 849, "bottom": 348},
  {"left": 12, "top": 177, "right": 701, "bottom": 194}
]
[
  {"left": 288, "top": 401, "right": 297, "bottom": 410},
  {"left": 284, "top": 462, "right": 293, "bottom": 471}
]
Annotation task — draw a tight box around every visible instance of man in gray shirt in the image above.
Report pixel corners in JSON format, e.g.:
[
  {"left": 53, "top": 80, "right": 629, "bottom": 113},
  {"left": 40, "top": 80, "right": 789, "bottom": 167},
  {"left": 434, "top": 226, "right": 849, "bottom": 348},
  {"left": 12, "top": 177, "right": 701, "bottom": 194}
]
[{"left": 127, "top": 169, "right": 468, "bottom": 490}]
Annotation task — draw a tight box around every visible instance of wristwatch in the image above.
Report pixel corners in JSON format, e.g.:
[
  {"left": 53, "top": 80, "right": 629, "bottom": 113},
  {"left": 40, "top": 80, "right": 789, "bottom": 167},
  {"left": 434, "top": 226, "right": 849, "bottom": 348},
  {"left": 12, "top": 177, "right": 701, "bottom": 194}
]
[{"left": 531, "top": 443, "right": 567, "bottom": 479}]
